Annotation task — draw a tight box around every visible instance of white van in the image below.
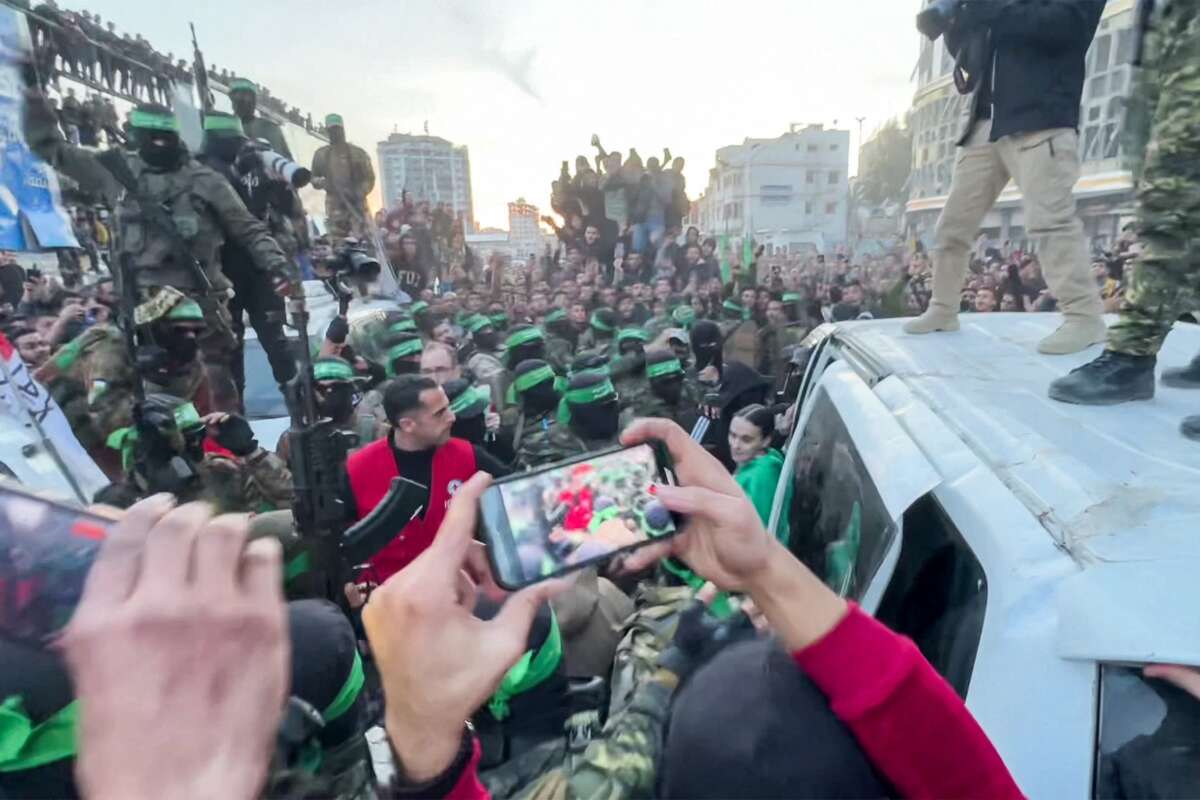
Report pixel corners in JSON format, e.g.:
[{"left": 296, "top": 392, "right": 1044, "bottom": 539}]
[{"left": 770, "top": 312, "right": 1200, "bottom": 798}]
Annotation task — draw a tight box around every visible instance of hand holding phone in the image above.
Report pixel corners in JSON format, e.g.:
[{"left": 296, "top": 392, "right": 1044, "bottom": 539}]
[{"left": 479, "top": 443, "right": 681, "bottom": 589}]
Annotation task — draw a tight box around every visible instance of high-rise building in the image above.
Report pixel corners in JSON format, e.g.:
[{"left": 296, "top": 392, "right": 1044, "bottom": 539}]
[
  {"left": 377, "top": 133, "right": 475, "bottom": 231},
  {"left": 508, "top": 198, "right": 543, "bottom": 263},
  {"left": 688, "top": 124, "right": 851, "bottom": 254},
  {"left": 906, "top": 0, "right": 1135, "bottom": 248}
]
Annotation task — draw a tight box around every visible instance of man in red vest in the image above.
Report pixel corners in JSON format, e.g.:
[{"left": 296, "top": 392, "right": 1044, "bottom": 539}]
[{"left": 346, "top": 374, "right": 509, "bottom": 583}]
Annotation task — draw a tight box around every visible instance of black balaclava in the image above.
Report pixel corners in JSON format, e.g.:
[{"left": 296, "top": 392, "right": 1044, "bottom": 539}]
[
  {"left": 451, "top": 414, "right": 486, "bottom": 445},
  {"left": 618, "top": 339, "right": 646, "bottom": 371},
  {"left": 690, "top": 320, "right": 723, "bottom": 373},
  {"left": 131, "top": 104, "right": 184, "bottom": 171},
  {"left": 565, "top": 373, "right": 619, "bottom": 441},
  {"left": 474, "top": 326, "right": 500, "bottom": 352},
  {"left": 513, "top": 359, "right": 559, "bottom": 417},
  {"left": 589, "top": 308, "right": 616, "bottom": 343},
  {"left": 318, "top": 383, "right": 357, "bottom": 423},
  {"left": 202, "top": 130, "right": 244, "bottom": 165},
  {"left": 444, "top": 377, "right": 487, "bottom": 445},
  {"left": 150, "top": 321, "right": 200, "bottom": 365},
  {"left": 505, "top": 325, "right": 547, "bottom": 370},
  {"left": 646, "top": 349, "right": 685, "bottom": 406}
]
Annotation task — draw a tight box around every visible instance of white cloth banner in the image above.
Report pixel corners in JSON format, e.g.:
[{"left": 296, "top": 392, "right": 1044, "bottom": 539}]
[{"left": 0, "top": 331, "right": 108, "bottom": 501}]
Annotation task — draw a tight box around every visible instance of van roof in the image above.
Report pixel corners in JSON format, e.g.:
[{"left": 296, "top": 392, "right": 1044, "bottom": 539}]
[
  {"left": 833, "top": 313, "right": 1200, "bottom": 565},
  {"left": 829, "top": 313, "right": 1200, "bottom": 662}
]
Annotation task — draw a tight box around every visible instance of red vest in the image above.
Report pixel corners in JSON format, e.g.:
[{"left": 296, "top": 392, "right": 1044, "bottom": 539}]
[{"left": 346, "top": 437, "right": 478, "bottom": 583}]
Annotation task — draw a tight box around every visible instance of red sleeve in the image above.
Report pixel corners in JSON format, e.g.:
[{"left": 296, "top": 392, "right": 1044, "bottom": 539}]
[
  {"left": 792, "top": 604, "right": 1024, "bottom": 800},
  {"left": 443, "top": 737, "right": 489, "bottom": 800}
]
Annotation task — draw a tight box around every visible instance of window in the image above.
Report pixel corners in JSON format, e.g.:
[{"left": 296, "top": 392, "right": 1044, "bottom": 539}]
[
  {"left": 875, "top": 496, "right": 988, "bottom": 698},
  {"left": 806, "top": 170, "right": 817, "bottom": 184},
  {"left": 804, "top": 201, "right": 814, "bottom": 214},
  {"left": 825, "top": 201, "right": 838, "bottom": 215},
  {"left": 807, "top": 144, "right": 818, "bottom": 153},
  {"left": 829, "top": 144, "right": 839, "bottom": 151},
  {"left": 828, "top": 170, "right": 840, "bottom": 184},
  {"left": 1092, "top": 34, "right": 1112, "bottom": 73},
  {"left": 761, "top": 184, "right": 793, "bottom": 207},
  {"left": 1089, "top": 74, "right": 1108, "bottom": 99},
  {"left": 1116, "top": 27, "right": 1135, "bottom": 64},
  {"left": 784, "top": 390, "right": 897, "bottom": 599}
]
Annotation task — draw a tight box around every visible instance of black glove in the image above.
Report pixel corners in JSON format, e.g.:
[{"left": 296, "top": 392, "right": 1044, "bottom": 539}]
[
  {"left": 214, "top": 414, "right": 259, "bottom": 456},
  {"left": 326, "top": 315, "right": 349, "bottom": 345},
  {"left": 657, "top": 601, "right": 758, "bottom": 683}
]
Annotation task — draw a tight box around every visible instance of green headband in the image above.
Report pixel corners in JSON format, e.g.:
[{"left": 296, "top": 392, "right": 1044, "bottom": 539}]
[
  {"left": 617, "top": 328, "right": 649, "bottom": 343},
  {"left": 166, "top": 298, "right": 203, "bottom": 321},
  {"left": 129, "top": 109, "right": 179, "bottom": 132},
  {"left": 514, "top": 364, "right": 556, "bottom": 393},
  {"left": 203, "top": 114, "right": 244, "bottom": 134},
  {"left": 389, "top": 319, "right": 417, "bottom": 333},
  {"left": 782, "top": 292, "right": 802, "bottom": 302},
  {"left": 672, "top": 306, "right": 696, "bottom": 326},
  {"left": 489, "top": 610, "right": 562, "bottom": 720},
  {"left": 723, "top": 299, "right": 744, "bottom": 313},
  {"left": 449, "top": 385, "right": 489, "bottom": 415},
  {"left": 325, "top": 113, "right": 344, "bottom": 127},
  {"left": 506, "top": 327, "right": 544, "bottom": 349},
  {"left": 313, "top": 360, "right": 356, "bottom": 382},
  {"left": 490, "top": 312, "right": 509, "bottom": 326},
  {"left": 465, "top": 315, "right": 493, "bottom": 334},
  {"left": 589, "top": 312, "right": 614, "bottom": 333},
  {"left": 544, "top": 309, "right": 567, "bottom": 324},
  {"left": 565, "top": 379, "right": 616, "bottom": 405},
  {"left": 646, "top": 358, "right": 684, "bottom": 380},
  {"left": 229, "top": 78, "right": 256, "bottom": 93},
  {"left": 386, "top": 339, "right": 424, "bottom": 362},
  {"left": 409, "top": 301, "right": 429, "bottom": 315},
  {"left": 0, "top": 696, "right": 79, "bottom": 770}
]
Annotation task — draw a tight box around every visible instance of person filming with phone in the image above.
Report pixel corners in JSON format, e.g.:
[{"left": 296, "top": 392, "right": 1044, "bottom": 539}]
[{"left": 903, "top": 0, "right": 1107, "bottom": 355}]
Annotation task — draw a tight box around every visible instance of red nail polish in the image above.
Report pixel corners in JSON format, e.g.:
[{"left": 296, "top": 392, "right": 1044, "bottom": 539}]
[{"left": 648, "top": 484, "right": 658, "bottom": 495}]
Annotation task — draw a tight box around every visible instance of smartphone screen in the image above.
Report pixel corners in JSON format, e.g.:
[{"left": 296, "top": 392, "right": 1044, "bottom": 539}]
[
  {"left": 0, "top": 484, "right": 111, "bottom": 644},
  {"left": 481, "top": 444, "right": 678, "bottom": 589}
]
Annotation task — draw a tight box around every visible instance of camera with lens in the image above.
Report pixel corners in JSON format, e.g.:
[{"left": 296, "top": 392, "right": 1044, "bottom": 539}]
[
  {"left": 329, "top": 240, "right": 381, "bottom": 284},
  {"left": 236, "top": 139, "right": 312, "bottom": 189},
  {"left": 916, "top": 0, "right": 963, "bottom": 40}
]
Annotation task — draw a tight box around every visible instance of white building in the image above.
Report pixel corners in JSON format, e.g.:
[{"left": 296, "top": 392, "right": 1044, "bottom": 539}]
[
  {"left": 377, "top": 133, "right": 475, "bottom": 231},
  {"left": 905, "top": 0, "right": 1136, "bottom": 249},
  {"left": 688, "top": 124, "right": 851, "bottom": 255},
  {"left": 508, "top": 198, "right": 543, "bottom": 264}
]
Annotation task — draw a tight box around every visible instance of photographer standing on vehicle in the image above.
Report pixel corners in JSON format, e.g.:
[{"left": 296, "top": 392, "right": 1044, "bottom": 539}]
[{"left": 904, "top": 0, "right": 1107, "bottom": 355}]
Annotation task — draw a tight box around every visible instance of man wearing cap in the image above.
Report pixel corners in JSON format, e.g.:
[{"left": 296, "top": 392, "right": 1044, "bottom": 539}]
[
  {"left": 34, "top": 287, "right": 208, "bottom": 478},
  {"left": 311, "top": 114, "right": 375, "bottom": 241},
  {"left": 508, "top": 358, "right": 568, "bottom": 470},
  {"left": 22, "top": 90, "right": 296, "bottom": 414},
  {"left": 228, "top": 78, "right": 293, "bottom": 159},
  {"left": 198, "top": 110, "right": 299, "bottom": 404},
  {"left": 463, "top": 315, "right": 508, "bottom": 411}
]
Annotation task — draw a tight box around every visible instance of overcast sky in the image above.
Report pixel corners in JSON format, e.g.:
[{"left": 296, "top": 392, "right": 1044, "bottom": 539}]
[{"left": 101, "top": 0, "right": 919, "bottom": 228}]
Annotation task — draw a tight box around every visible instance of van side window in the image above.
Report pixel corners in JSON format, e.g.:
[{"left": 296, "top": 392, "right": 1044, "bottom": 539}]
[
  {"left": 875, "top": 495, "right": 988, "bottom": 698},
  {"left": 785, "top": 390, "right": 897, "bottom": 600}
]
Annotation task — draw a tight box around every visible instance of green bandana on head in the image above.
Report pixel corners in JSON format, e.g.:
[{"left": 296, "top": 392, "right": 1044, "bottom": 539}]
[
  {"left": 129, "top": 109, "right": 180, "bottom": 132},
  {"left": 173, "top": 401, "right": 201, "bottom": 431},
  {"left": 229, "top": 77, "right": 257, "bottom": 94},
  {"left": 514, "top": 364, "right": 556, "bottom": 394},
  {"left": 490, "top": 312, "right": 509, "bottom": 327},
  {"left": 386, "top": 339, "right": 424, "bottom": 372},
  {"left": 409, "top": 301, "right": 429, "bottom": 315},
  {"left": 646, "top": 358, "right": 684, "bottom": 380},
  {"left": 325, "top": 113, "right": 344, "bottom": 127},
  {"left": 313, "top": 359, "right": 356, "bottom": 382},
  {"left": 565, "top": 379, "right": 616, "bottom": 406},
  {"left": 672, "top": 306, "right": 696, "bottom": 327},
  {"left": 449, "top": 385, "right": 489, "bottom": 415},
  {"left": 782, "top": 292, "right": 802, "bottom": 303},
  {"left": 166, "top": 298, "right": 204, "bottom": 322},
  {"left": 202, "top": 114, "right": 244, "bottom": 135},
  {"left": 389, "top": 319, "right": 417, "bottom": 334},
  {"left": 544, "top": 309, "right": 567, "bottom": 325},
  {"left": 506, "top": 327, "right": 545, "bottom": 350},
  {"left": 617, "top": 328, "right": 650, "bottom": 344},
  {"left": 723, "top": 299, "right": 749, "bottom": 320},
  {"left": 589, "top": 312, "right": 614, "bottom": 333},
  {"left": 465, "top": 315, "right": 493, "bottom": 334}
]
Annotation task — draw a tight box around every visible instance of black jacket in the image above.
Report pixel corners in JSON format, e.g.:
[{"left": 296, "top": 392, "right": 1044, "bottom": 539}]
[{"left": 950, "top": 0, "right": 1104, "bottom": 144}]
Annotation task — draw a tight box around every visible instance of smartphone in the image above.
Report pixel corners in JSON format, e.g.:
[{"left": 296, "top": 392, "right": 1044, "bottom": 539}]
[
  {"left": 0, "top": 482, "right": 112, "bottom": 645},
  {"left": 480, "top": 443, "right": 680, "bottom": 589}
]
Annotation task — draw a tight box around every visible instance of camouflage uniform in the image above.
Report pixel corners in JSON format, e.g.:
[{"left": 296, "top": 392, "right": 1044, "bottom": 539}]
[
  {"left": 199, "top": 446, "right": 294, "bottom": 514},
  {"left": 311, "top": 132, "right": 376, "bottom": 242},
  {"left": 545, "top": 333, "right": 575, "bottom": 372},
  {"left": 536, "top": 422, "right": 592, "bottom": 466},
  {"left": 1107, "top": 0, "right": 1200, "bottom": 356},
  {"left": 513, "top": 410, "right": 572, "bottom": 470},
  {"left": 23, "top": 97, "right": 293, "bottom": 413}
]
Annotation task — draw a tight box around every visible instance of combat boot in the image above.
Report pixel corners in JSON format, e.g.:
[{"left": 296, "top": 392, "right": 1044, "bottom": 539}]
[
  {"left": 1048, "top": 350, "right": 1156, "bottom": 405},
  {"left": 1183, "top": 415, "right": 1200, "bottom": 442},
  {"left": 1162, "top": 352, "right": 1200, "bottom": 389},
  {"left": 1037, "top": 316, "right": 1108, "bottom": 355},
  {"left": 903, "top": 306, "right": 960, "bottom": 334}
]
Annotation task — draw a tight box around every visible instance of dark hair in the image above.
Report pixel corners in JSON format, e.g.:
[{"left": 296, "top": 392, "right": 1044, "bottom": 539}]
[
  {"left": 734, "top": 403, "right": 775, "bottom": 440},
  {"left": 383, "top": 375, "right": 438, "bottom": 423},
  {"left": 702, "top": 237, "right": 717, "bottom": 249}
]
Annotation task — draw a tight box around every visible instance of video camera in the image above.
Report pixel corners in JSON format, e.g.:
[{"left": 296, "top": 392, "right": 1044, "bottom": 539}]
[
  {"left": 329, "top": 240, "right": 381, "bottom": 283},
  {"left": 237, "top": 139, "right": 312, "bottom": 189}
]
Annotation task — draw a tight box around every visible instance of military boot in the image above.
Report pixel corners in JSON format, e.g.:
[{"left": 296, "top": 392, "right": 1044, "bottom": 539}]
[
  {"left": 1161, "top": 352, "right": 1200, "bottom": 389},
  {"left": 1182, "top": 415, "right": 1200, "bottom": 442},
  {"left": 1048, "top": 351, "right": 1156, "bottom": 405}
]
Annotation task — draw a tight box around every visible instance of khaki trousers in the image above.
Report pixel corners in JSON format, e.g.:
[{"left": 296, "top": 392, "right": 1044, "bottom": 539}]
[{"left": 930, "top": 119, "right": 1103, "bottom": 320}]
